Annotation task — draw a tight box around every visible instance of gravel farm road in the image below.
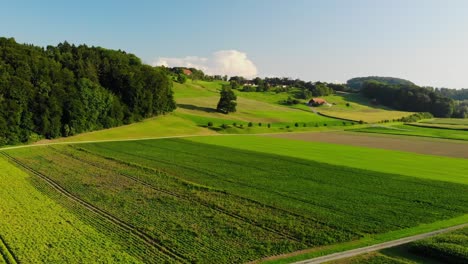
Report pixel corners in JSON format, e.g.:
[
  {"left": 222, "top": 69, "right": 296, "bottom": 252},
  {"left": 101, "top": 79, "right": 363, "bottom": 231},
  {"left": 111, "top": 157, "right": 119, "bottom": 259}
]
[{"left": 293, "top": 223, "right": 468, "bottom": 264}]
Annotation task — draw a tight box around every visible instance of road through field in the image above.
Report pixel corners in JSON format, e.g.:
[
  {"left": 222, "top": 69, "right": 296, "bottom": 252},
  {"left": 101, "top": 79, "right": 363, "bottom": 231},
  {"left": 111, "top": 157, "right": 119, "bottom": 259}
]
[
  {"left": 293, "top": 223, "right": 468, "bottom": 264},
  {"left": 268, "top": 131, "right": 468, "bottom": 158}
]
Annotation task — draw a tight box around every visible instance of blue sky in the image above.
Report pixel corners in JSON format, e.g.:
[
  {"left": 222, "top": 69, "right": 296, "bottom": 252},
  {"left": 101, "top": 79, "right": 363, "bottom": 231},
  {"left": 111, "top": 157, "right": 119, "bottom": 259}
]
[{"left": 1, "top": 0, "right": 468, "bottom": 88}]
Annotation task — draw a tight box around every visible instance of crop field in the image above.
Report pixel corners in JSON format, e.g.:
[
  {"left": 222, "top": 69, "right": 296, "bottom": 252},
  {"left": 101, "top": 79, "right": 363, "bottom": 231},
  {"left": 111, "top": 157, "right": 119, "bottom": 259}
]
[
  {"left": 189, "top": 135, "right": 468, "bottom": 184},
  {"left": 2, "top": 137, "right": 467, "bottom": 263},
  {"left": 352, "top": 124, "right": 468, "bottom": 141},
  {"left": 268, "top": 131, "right": 468, "bottom": 158},
  {"left": 0, "top": 156, "right": 140, "bottom": 263}
]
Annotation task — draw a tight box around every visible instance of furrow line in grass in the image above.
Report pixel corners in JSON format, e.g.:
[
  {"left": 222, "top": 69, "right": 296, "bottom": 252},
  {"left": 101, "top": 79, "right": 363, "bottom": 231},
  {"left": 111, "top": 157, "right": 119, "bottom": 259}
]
[
  {"left": 75, "top": 145, "right": 361, "bottom": 237},
  {"left": 0, "top": 151, "right": 189, "bottom": 264},
  {"left": 0, "top": 235, "right": 18, "bottom": 264},
  {"left": 48, "top": 146, "right": 304, "bottom": 244}
]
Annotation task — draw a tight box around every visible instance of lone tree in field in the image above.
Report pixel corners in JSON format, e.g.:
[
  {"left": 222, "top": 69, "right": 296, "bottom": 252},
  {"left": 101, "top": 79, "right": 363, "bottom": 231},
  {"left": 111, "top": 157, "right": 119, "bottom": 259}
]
[{"left": 217, "top": 86, "right": 237, "bottom": 114}]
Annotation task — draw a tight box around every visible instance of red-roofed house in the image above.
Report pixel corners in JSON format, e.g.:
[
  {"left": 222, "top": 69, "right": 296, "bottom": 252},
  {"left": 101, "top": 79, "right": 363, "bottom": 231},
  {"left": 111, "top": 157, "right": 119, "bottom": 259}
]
[
  {"left": 182, "top": 69, "right": 192, "bottom": 75},
  {"left": 308, "top": 98, "right": 327, "bottom": 106}
]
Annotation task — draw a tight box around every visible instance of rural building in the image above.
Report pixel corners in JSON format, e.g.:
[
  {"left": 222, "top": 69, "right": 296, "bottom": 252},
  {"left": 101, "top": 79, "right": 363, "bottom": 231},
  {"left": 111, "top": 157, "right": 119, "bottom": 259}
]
[
  {"left": 308, "top": 98, "right": 327, "bottom": 106},
  {"left": 182, "top": 69, "right": 192, "bottom": 75}
]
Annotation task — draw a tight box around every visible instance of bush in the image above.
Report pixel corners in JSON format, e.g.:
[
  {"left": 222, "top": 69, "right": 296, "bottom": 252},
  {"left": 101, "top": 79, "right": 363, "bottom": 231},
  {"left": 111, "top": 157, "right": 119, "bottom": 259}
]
[
  {"left": 267, "top": 123, "right": 271, "bottom": 128},
  {"left": 294, "top": 122, "right": 299, "bottom": 127},
  {"left": 232, "top": 122, "right": 237, "bottom": 126},
  {"left": 324, "top": 123, "right": 327, "bottom": 126},
  {"left": 240, "top": 124, "right": 244, "bottom": 128},
  {"left": 248, "top": 122, "right": 253, "bottom": 127},
  {"left": 286, "top": 125, "right": 290, "bottom": 129},
  {"left": 258, "top": 123, "right": 262, "bottom": 127},
  {"left": 358, "top": 120, "right": 364, "bottom": 124},
  {"left": 221, "top": 124, "right": 228, "bottom": 129},
  {"left": 207, "top": 121, "right": 213, "bottom": 127},
  {"left": 346, "top": 102, "right": 350, "bottom": 107},
  {"left": 303, "top": 123, "right": 307, "bottom": 127}
]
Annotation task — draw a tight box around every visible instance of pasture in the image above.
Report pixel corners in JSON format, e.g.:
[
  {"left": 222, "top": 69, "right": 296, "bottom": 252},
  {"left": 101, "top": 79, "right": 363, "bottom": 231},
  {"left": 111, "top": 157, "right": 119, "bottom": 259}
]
[
  {"left": 317, "top": 93, "right": 412, "bottom": 123},
  {"left": 2, "top": 137, "right": 467, "bottom": 263},
  {"left": 353, "top": 124, "right": 468, "bottom": 141},
  {"left": 420, "top": 118, "right": 468, "bottom": 125}
]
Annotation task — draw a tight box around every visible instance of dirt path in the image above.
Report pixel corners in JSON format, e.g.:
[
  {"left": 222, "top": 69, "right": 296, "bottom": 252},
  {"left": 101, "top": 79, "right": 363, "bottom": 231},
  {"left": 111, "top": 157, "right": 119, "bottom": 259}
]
[
  {"left": 293, "top": 223, "right": 468, "bottom": 264},
  {"left": 268, "top": 132, "right": 468, "bottom": 159}
]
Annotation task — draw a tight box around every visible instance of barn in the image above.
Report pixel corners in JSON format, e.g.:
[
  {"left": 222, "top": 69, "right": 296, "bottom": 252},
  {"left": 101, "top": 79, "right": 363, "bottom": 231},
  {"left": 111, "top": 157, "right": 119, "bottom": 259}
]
[{"left": 308, "top": 98, "right": 327, "bottom": 106}]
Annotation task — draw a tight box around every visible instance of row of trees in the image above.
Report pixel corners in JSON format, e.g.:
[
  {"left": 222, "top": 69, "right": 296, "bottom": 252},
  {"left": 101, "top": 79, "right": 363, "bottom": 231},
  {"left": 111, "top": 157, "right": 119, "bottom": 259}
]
[
  {"left": 0, "top": 37, "right": 176, "bottom": 145},
  {"left": 361, "top": 81, "right": 455, "bottom": 117}
]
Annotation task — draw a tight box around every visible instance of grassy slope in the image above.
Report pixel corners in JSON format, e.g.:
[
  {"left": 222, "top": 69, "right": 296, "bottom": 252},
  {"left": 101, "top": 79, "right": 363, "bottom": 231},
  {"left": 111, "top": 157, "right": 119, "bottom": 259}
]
[
  {"left": 352, "top": 124, "right": 468, "bottom": 141},
  {"left": 188, "top": 135, "right": 468, "bottom": 185},
  {"left": 316, "top": 93, "right": 412, "bottom": 123},
  {"left": 420, "top": 118, "right": 468, "bottom": 125},
  {"left": 0, "top": 156, "right": 140, "bottom": 263},
  {"left": 41, "top": 80, "right": 416, "bottom": 143}
]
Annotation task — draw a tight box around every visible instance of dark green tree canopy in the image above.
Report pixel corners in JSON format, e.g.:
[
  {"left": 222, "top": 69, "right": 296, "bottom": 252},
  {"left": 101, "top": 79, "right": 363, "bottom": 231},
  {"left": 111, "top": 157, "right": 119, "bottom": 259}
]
[
  {"left": 361, "top": 80, "right": 455, "bottom": 117},
  {"left": 0, "top": 37, "right": 176, "bottom": 146},
  {"left": 217, "top": 87, "right": 237, "bottom": 114}
]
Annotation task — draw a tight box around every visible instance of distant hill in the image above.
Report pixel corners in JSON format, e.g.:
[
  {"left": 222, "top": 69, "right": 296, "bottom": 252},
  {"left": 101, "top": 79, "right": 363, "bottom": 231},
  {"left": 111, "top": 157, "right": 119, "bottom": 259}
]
[{"left": 347, "top": 76, "right": 415, "bottom": 90}]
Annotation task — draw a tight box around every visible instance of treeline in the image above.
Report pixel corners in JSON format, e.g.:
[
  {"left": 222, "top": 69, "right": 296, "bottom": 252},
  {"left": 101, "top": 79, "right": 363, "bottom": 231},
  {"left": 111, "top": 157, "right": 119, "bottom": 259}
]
[
  {"left": 228, "top": 76, "right": 343, "bottom": 97},
  {"left": 347, "top": 76, "right": 415, "bottom": 90},
  {"left": 0, "top": 37, "right": 176, "bottom": 145},
  {"left": 361, "top": 81, "right": 455, "bottom": 117},
  {"left": 166, "top": 67, "right": 228, "bottom": 83},
  {"left": 436, "top": 87, "right": 468, "bottom": 101}
]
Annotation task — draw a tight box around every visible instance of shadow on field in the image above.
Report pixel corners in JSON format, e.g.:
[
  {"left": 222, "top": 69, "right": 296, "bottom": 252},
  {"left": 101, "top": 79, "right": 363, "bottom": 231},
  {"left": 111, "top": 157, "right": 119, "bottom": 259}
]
[{"left": 177, "top": 104, "right": 217, "bottom": 113}]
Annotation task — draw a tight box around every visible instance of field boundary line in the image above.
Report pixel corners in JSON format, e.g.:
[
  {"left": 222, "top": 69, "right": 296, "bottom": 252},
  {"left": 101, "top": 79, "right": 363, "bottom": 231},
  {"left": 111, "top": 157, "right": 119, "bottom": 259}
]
[
  {"left": 292, "top": 223, "right": 468, "bottom": 264},
  {"left": 0, "top": 234, "right": 18, "bottom": 264},
  {"left": 0, "top": 152, "right": 189, "bottom": 263}
]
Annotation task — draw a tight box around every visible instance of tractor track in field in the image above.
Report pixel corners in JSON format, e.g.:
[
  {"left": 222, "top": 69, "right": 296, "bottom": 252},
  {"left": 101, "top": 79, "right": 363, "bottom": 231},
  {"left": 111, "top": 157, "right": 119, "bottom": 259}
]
[
  {"left": 47, "top": 146, "right": 304, "bottom": 244},
  {"left": 0, "top": 235, "right": 18, "bottom": 264},
  {"left": 0, "top": 151, "right": 189, "bottom": 264}
]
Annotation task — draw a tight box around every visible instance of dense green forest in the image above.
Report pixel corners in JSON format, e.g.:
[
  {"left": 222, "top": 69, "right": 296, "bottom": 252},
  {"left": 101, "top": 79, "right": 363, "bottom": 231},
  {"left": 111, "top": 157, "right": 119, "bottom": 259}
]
[
  {"left": 436, "top": 87, "right": 468, "bottom": 100},
  {"left": 361, "top": 80, "right": 457, "bottom": 117},
  {"left": 347, "top": 76, "right": 415, "bottom": 90},
  {"left": 0, "top": 37, "right": 175, "bottom": 146}
]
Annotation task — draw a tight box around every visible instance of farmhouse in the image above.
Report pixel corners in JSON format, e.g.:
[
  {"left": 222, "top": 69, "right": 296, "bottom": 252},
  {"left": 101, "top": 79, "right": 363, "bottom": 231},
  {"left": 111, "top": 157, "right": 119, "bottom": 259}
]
[
  {"left": 182, "top": 69, "right": 192, "bottom": 75},
  {"left": 308, "top": 98, "right": 327, "bottom": 106}
]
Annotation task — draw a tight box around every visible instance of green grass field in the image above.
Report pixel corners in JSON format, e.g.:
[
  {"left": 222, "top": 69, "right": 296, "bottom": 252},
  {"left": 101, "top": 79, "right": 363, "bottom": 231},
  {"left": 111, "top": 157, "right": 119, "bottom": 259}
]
[
  {"left": 420, "top": 118, "right": 468, "bottom": 126},
  {"left": 352, "top": 124, "right": 468, "bottom": 141},
  {"left": 37, "top": 80, "right": 417, "bottom": 144},
  {"left": 316, "top": 93, "right": 412, "bottom": 123},
  {"left": 2, "top": 137, "right": 467, "bottom": 263},
  {"left": 188, "top": 135, "right": 468, "bottom": 185}
]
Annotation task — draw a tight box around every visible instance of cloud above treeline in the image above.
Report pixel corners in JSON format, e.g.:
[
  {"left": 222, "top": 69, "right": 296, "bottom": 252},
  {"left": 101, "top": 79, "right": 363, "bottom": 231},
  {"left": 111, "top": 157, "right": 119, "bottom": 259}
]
[{"left": 153, "top": 50, "right": 258, "bottom": 78}]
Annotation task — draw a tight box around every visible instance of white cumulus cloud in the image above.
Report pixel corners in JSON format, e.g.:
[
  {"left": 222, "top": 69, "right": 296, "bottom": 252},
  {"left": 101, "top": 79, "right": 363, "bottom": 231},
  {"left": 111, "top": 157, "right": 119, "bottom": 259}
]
[{"left": 153, "top": 50, "right": 258, "bottom": 78}]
